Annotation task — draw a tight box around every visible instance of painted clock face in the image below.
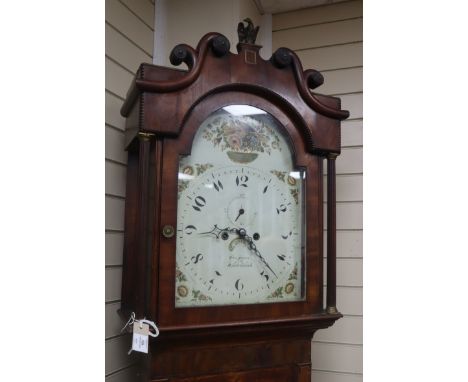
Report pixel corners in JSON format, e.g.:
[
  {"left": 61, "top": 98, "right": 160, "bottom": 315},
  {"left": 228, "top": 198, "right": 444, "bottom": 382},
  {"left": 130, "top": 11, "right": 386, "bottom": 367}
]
[{"left": 175, "top": 105, "right": 306, "bottom": 307}]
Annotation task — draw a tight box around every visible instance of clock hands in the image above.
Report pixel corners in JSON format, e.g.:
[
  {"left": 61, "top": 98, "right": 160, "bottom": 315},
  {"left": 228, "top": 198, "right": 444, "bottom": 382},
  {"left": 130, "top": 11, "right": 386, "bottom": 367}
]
[
  {"left": 200, "top": 225, "right": 277, "bottom": 278},
  {"left": 237, "top": 228, "right": 278, "bottom": 278},
  {"left": 234, "top": 207, "right": 245, "bottom": 222},
  {"left": 198, "top": 225, "right": 238, "bottom": 239}
]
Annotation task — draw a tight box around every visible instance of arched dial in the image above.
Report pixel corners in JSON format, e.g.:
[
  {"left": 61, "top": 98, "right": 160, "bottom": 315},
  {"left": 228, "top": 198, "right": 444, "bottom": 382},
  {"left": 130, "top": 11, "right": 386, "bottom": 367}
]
[
  {"left": 175, "top": 105, "right": 305, "bottom": 308},
  {"left": 176, "top": 166, "right": 302, "bottom": 306}
]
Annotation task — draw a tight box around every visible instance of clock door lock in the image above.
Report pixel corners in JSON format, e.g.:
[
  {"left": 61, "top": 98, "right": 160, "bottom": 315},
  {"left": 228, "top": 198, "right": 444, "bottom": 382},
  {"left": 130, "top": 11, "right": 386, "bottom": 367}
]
[{"left": 162, "top": 225, "right": 175, "bottom": 238}]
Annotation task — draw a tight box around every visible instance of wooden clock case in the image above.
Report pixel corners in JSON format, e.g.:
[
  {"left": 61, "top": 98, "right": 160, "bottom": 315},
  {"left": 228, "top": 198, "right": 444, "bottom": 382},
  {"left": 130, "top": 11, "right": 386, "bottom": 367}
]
[{"left": 119, "top": 32, "right": 349, "bottom": 381}]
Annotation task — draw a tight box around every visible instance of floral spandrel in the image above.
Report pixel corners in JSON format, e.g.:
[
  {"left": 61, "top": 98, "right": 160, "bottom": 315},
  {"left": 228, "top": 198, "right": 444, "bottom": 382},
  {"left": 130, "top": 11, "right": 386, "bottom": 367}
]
[
  {"left": 202, "top": 115, "right": 281, "bottom": 155},
  {"left": 175, "top": 263, "right": 187, "bottom": 282},
  {"left": 178, "top": 180, "right": 189, "bottom": 198},
  {"left": 195, "top": 163, "right": 213, "bottom": 175},
  {"left": 265, "top": 264, "right": 299, "bottom": 300},
  {"left": 191, "top": 289, "right": 212, "bottom": 302},
  {"left": 180, "top": 163, "right": 213, "bottom": 177},
  {"left": 288, "top": 263, "right": 298, "bottom": 281},
  {"left": 267, "top": 286, "right": 284, "bottom": 299},
  {"left": 271, "top": 170, "right": 287, "bottom": 182},
  {"left": 177, "top": 163, "right": 213, "bottom": 199},
  {"left": 290, "top": 188, "right": 299, "bottom": 205},
  {"left": 271, "top": 170, "right": 300, "bottom": 205}
]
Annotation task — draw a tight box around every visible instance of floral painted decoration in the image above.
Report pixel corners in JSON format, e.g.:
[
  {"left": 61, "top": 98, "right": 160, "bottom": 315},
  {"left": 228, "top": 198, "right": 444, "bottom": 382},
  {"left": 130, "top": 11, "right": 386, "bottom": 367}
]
[
  {"left": 191, "top": 289, "right": 212, "bottom": 302},
  {"left": 177, "top": 163, "right": 214, "bottom": 199},
  {"left": 202, "top": 115, "right": 281, "bottom": 155},
  {"left": 178, "top": 180, "right": 190, "bottom": 197},
  {"left": 288, "top": 263, "right": 298, "bottom": 281},
  {"left": 194, "top": 163, "right": 214, "bottom": 175},
  {"left": 175, "top": 263, "right": 187, "bottom": 282},
  {"left": 290, "top": 188, "right": 299, "bottom": 205},
  {"left": 271, "top": 170, "right": 300, "bottom": 205},
  {"left": 285, "top": 282, "right": 295, "bottom": 294},
  {"left": 271, "top": 170, "right": 287, "bottom": 182},
  {"left": 267, "top": 263, "right": 299, "bottom": 299},
  {"left": 267, "top": 286, "right": 284, "bottom": 299}
]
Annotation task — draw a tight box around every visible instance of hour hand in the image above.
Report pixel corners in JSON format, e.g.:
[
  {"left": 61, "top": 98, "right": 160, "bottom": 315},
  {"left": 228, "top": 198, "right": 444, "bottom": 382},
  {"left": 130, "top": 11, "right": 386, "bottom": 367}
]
[
  {"left": 199, "top": 225, "right": 236, "bottom": 239},
  {"left": 199, "top": 224, "right": 223, "bottom": 238}
]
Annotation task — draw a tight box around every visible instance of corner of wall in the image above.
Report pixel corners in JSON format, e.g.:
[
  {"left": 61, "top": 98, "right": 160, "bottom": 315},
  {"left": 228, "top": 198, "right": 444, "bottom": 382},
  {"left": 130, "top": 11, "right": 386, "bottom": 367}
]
[
  {"left": 154, "top": 0, "right": 272, "bottom": 67},
  {"left": 258, "top": 13, "right": 272, "bottom": 59},
  {"left": 153, "top": 0, "right": 167, "bottom": 65}
]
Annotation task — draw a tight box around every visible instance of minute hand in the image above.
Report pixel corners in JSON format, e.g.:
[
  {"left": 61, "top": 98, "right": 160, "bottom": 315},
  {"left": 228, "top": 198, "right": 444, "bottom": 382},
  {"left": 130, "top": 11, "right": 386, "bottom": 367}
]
[{"left": 237, "top": 229, "right": 277, "bottom": 278}]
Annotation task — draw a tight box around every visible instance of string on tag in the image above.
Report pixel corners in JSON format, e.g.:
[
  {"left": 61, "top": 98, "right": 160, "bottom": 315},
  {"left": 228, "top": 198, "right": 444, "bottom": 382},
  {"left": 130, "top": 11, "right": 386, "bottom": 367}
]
[
  {"left": 120, "top": 311, "right": 135, "bottom": 334},
  {"left": 139, "top": 318, "right": 160, "bottom": 338},
  {"left": 121, "top": 312, "right": 160, "bottom": 355}
]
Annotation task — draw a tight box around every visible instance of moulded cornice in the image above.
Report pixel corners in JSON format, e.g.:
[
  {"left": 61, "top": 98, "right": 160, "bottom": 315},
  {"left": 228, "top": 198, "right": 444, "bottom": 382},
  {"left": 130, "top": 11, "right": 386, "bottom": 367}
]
[{"left": 121, "top": 32, "right": 348, "bottom": 153}]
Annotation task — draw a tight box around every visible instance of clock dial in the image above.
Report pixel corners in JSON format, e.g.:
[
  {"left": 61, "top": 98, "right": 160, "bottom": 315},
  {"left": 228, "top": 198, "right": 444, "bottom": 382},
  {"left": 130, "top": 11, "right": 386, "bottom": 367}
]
[{"left": 175, "top": 105, "right": 306, "bottom": 307}]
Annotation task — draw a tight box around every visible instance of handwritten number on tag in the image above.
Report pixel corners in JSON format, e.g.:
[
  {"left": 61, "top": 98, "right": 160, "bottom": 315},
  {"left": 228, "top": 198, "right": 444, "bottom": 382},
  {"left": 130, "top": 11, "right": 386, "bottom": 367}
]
[{"left": 129, "top": 322, "right": 149, "bottom": 354}]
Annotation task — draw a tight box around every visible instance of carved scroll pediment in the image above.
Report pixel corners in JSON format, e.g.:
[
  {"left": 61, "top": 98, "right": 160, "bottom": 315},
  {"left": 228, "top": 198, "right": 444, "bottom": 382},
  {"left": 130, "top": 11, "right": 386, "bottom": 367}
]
[{"left": 121, "top": 32, "right": 349, "bottom": 153}]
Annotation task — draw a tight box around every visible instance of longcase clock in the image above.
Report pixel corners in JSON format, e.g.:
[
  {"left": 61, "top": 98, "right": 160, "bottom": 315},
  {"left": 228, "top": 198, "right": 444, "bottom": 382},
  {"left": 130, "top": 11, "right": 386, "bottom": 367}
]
[{"left": 119, "top": 27, "right": 349, "bottom": 381}]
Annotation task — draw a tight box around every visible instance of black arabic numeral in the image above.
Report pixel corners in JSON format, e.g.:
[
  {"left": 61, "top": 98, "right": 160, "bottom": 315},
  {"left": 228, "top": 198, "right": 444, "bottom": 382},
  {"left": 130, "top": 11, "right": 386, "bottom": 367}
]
[
  {"left": 192, "top": 196, "right": 206, "bottom": 211},
  {"left": 235, "top": 175, "right": 249, "bottom": 187},
  {"left": 210, "top": 270, "right": 222, "bottom": 285},
  {"left": 213, "top": 180, "right": 223, "bottom": 192},
  {"left": 234, "top": 279, "right": 244, "bottom": 291},
  {"left": 191, "top": 253, "right": 204, "bottom": 264},
  {"left": 184, "top": 225, "right": 197, "bottom": 235},
  {"left": 260, "top": 270, "right": 269, "bottom": 282},
  {"left": 281, "top": 231, "right": 292, "bottom": 240},
  {"left": 276, "top": 204, "right": 287, "bottom": 214}
]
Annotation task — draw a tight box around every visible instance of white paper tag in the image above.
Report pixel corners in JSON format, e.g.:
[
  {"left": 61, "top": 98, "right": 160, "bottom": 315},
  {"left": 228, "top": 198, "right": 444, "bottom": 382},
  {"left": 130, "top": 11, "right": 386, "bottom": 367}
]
[{"left": 130, "top": 322, "right": 150, "bottom": 354}]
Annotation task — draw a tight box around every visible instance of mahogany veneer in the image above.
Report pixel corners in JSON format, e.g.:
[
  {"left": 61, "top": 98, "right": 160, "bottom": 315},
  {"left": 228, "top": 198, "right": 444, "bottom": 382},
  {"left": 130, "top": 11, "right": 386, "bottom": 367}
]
[{"left": 119, "top": 32, "right": 348, "bottom": 381}]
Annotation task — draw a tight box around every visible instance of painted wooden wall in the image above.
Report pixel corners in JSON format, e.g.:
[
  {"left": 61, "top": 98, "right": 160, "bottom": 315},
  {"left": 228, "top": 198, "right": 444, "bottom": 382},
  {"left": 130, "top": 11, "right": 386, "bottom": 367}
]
[
  {"left": 154, "top": 0, "right": 269, "bottom": 66},
  {"left": 273, "top": 1, "right": 363, "bottom": 381},
  {"left": 105, "top": 0, "right": 362, "bottom": 380},
  {"left": 105, "top": 0, "right": 155, "bottom": 380}
]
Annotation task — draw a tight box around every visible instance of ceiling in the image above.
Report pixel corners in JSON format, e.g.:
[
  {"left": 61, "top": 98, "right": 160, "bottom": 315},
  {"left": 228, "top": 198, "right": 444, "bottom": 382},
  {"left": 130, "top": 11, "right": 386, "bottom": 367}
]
[{"left": 254, "top": 0, "right": 349, "bottom": 14}]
